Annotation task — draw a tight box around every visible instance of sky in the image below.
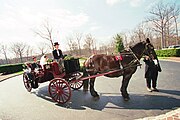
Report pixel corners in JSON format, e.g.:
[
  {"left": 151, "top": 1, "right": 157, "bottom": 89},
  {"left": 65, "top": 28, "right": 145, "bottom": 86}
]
[{"left": 0, "top": 0, "right": 180, "bottom": 57}]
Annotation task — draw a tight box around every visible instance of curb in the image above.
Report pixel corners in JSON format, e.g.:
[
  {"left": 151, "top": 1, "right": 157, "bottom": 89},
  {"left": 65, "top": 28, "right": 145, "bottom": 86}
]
[
  {"left": 0, "top": 73, "right": 23, "bottom": 82},
  {"left": 160, "top": 59, "right": 180, "bottom": 63},
  {"left": 136, "top": 108, "right": 180, "bottom": 120},
  {"left": 158, "top": 57, "right": 180, "bottom": 63}
]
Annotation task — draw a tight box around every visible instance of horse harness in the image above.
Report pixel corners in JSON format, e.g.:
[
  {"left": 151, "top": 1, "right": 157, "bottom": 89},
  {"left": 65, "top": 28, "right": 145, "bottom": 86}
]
[{"left": 86, "top": 42, "right": 153, "bottom": 73}]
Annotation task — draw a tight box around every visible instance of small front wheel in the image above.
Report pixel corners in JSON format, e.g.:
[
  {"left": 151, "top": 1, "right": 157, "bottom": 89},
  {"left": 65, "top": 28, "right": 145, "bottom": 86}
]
[
  {"left": 70, "top": 80, "right": 83, "bottom": 90},
  {"left": 23, "top": 72, "right": 32, "bottom": 92},
  {"left": 49, "top": 78, "right": 71, "bottom": 104}
]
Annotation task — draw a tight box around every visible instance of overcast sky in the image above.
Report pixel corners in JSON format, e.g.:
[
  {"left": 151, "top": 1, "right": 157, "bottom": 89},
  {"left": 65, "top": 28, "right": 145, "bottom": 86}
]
[{"left": 0, "top": 0, "right": 179, "bottom": 55}]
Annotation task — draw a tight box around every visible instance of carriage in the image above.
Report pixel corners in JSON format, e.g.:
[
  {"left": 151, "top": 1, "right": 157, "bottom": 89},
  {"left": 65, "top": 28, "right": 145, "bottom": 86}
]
[
  {"left": 23, "top": 59, "right": 85, "bottom": 104},
  {"left": 23, "top": 41, "right": 156, "bottom": 104}
]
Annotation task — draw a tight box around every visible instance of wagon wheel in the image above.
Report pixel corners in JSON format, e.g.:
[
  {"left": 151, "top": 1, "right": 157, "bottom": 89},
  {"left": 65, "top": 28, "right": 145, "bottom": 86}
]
[
  {"left": 69, "top": 80, "right": 83, "bottom": 90},
  {"left": 49, "top": 78, "right": 71, "bottom": 104},
  {"left": 69, "top": 72, "right": 83, "bottom": 90},
  {"left": 23, "top": 72, "right": 32, "bottom": 92}
]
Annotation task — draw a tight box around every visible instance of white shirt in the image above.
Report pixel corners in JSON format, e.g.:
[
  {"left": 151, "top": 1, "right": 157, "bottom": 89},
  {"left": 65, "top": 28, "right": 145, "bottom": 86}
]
[{"left": 56, "top": 49, "right": 60, "bottom": 56}]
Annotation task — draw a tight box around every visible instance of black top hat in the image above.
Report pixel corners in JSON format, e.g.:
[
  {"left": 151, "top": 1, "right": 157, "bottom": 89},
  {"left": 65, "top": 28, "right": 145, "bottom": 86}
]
[
  {"left": 54, "top": 42, "right": 59, "bottom": 46},
  {"left": 146, "top": 38, "right": 150, "bottom": 43}
]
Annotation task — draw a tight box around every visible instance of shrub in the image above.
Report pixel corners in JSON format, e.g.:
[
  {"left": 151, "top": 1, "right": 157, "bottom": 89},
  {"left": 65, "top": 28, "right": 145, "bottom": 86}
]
[
  {"left": 0, "top": 63, "right": 24, "bottom": 75},
  {"left": 156, "top": 49, "right": 180, "bottom": 57}
]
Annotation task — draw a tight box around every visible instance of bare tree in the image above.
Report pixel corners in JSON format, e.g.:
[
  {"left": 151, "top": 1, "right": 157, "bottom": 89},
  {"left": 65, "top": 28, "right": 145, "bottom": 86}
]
[
  {"left": 147, "top": 2, "right": 180, "bottom": 48},
  {"left": 171, "top": 3, "right": 180, "bottom": 45},
  {"left": 25, "top": 45, "right": 31, "bottom": 61},
  {"left": 67, "top": 36, "right": 78, "bottom": 55},
  {"left": 34, "top": 20, "right": 54, "bottom": 50},
  {"left": 11, "top": 42, "right": 27, "bottom": 63},
  {"left": 37, "top": 42, "right": 49, "bottom": 55},
  {"left": 74, "top": 32, "right": 83, "bottom": 55},
  {"left": 83, "top": 34, "right": 96, "bottom": 54},
  {"left": 0, "top": 44, "right": 8, "bottom": 64}
]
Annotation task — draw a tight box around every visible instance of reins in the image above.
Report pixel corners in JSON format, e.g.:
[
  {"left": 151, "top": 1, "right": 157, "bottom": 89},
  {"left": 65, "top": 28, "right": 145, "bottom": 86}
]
[{"left": 123, "top": 43, "right": 150, "bottom": 69}]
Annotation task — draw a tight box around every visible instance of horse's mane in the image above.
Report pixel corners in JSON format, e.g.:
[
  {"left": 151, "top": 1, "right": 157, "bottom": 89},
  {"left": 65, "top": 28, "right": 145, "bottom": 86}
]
[{"left": 130, "top": 41, "right": 145, "bottom": 49}]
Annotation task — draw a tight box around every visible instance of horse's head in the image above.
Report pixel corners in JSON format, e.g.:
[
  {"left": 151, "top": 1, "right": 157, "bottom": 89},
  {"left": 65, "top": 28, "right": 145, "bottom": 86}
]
[
  {"left": 143, "top": 40, "right": 157, "bottom": 59},
  {"left": 130, "top": 39, "right": 157, "bottom": 60}
]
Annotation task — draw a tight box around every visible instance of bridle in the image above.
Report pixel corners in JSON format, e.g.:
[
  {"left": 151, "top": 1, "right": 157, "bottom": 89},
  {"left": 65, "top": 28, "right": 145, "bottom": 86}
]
[{"left": 126, "top": 42, "right": 154, "bottom": 68}]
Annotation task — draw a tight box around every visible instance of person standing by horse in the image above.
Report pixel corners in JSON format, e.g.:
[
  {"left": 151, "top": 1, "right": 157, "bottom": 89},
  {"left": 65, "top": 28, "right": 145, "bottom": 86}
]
[{"left": 144, "top": 38, "right": 162, "bottom": 92}]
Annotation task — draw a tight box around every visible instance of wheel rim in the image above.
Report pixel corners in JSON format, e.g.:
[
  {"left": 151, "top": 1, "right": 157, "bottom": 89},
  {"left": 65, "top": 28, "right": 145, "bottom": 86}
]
[
  {"left": 49, "top": 78, "right": 71, "bottom": 104},
  {"left": 70, "top": 80, "right": 83, "bottom": 90},
  {"left": 68, "top": 72, "right": 83, "bottom": 90},
  {"left": 23, "top": 73, "right": 32, "bottom": 92}
]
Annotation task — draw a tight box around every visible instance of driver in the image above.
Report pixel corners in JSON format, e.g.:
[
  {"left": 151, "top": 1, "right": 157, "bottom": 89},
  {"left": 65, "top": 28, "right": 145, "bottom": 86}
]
[
  {"left": 52, "top": 42, "right": 64, "bottom": 70},
  {"left": 52, "top": 42, "right": 63, "bottom": 62}
]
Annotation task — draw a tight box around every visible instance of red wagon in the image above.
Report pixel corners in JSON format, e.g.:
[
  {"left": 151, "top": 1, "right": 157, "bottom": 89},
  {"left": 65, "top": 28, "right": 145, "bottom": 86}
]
[{"left": 23, "top": 59, "right": 126, "bottom": 104}]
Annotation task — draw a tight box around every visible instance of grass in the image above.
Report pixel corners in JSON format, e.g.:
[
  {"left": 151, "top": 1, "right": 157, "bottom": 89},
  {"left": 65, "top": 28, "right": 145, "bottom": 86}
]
[
  {"left": 15, "top": 71, "right": 24, "bottom": 75},
  {"left": 157, "top": 57, "right": 170, "bottom": 60}
]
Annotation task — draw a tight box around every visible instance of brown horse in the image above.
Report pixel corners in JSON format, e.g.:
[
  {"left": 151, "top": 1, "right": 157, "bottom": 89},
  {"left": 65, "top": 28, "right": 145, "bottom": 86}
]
[{"left": 83, "top": 41, "right": 156, "bottom": 101}]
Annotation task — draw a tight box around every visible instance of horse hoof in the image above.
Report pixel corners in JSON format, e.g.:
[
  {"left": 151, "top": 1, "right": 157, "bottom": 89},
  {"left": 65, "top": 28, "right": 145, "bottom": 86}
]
[
  {"left": 93, "top": 96, "right": 100, "bottom": 101},
  {"left": 83, "top": 88, "right": 88, "bottom": 92},
  {"left": 123, "top": 97, "right": 130, "bottom": 101}
]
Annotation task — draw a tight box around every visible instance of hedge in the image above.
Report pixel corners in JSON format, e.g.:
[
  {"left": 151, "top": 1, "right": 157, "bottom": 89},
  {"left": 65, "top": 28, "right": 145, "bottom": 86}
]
[
  {"left": 0, "top": 63, "right": 24, "bottom": 75},
  {"left": 155, "top": 48, "right": 180, "bottom": 57}
]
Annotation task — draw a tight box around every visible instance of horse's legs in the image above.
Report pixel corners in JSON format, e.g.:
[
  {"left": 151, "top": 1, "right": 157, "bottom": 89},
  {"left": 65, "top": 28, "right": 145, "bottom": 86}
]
[
  {"left": 83, "top": 80, "right": 89, "bottom": 91},
  {"left": 83, "top": 68, "right": 89, "bottom": 91},
  {"left": 121, "top": 73, "right": 132, "bottom": 101},
  {"left": 90, "top": 78, "right": 99, "bottom": 98}
]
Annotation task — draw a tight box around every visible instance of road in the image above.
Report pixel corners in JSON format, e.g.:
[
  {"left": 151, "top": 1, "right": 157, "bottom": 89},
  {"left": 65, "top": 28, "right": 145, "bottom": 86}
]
[{"left": 0, "top": 60, "right": 180, "bottom": 120}]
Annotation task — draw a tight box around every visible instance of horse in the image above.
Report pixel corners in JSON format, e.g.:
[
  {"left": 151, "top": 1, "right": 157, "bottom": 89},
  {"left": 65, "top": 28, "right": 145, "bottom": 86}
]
[{"left": 83, "top": 41, "right": 156, "bottom": 101}]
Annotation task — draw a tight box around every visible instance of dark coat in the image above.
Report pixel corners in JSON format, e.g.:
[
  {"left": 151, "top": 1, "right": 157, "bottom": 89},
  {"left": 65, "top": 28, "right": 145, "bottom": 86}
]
[
  {"left": 52, "top": 49, "right": 63, "bottom": 59},
  {"left": 31, "top": 63, "right": 41, "bottom": 70},
  {"left": 144, "top": 58, "right": 161, "bottom": 78}
]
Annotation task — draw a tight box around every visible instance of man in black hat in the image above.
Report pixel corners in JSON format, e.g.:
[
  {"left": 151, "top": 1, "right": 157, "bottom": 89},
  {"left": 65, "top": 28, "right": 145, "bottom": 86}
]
[
  {"left": 52, "top": 42, "right": 63, "bottom": 62},
  {"left": 143, "top": 38, "right": 162, "bottom": 92}
]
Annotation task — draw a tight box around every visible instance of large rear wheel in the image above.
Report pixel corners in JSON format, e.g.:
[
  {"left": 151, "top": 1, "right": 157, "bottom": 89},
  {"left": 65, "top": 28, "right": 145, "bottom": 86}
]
[{"left": 49, "top": 78, "right": 71, "bottom": 104}]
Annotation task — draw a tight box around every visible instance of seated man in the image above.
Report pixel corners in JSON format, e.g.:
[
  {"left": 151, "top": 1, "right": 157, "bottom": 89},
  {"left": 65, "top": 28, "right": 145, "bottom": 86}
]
[
  {"left": 52, "top": 42, "right": 64, "bottom": 72},
  {"left": 52, "top": 42, "right": 63, "bottom": 62},
  {"left": 31, "top": 56, "right": 41, "bottom": 70}
]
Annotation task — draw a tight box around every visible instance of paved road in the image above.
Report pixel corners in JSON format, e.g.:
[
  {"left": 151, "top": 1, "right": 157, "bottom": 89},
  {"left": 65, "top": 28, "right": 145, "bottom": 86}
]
[{"left": 0, "top": 60, "right": 180, "bottom": 120}]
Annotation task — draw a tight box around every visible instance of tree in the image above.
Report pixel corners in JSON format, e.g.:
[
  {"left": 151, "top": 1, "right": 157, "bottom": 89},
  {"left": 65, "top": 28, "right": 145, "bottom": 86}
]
[
  {"left": 74, "top": 32, "right": 83, "bottom": 55},
  {"left": 147, "top": 2, "right": 180, "bottom": 48},
  {"left": 25, "top": 45, "right": 31, "bottom": 61},
  {"left": 83, "top": 34, "right": 96, "bottom": 54},
  {"left": 11, "top": 42, "right": 27, "bottom": 63},
  {"left": 0, "top": 44, "right": 8, "bottom": 64},
  {"left": 37, "top": 42, "right": 49, "bottom": 55},
  {"left": 114, "top": 34, "right": 124, "bottom": 53},
  {"left": 34, "top": 20, "right": 54, "bottom": 50},
  {"left": 67, "top": 36, "right": 78, "bottom": 55}
]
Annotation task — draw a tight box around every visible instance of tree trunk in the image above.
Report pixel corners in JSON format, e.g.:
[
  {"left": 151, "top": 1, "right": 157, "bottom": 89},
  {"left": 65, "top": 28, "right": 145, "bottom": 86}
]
[{"left": 174, "top": 16, "right": 179, "bottom": 45}]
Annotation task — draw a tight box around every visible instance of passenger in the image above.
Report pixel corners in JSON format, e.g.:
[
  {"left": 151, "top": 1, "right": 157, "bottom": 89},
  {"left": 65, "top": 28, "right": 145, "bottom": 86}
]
[
  {"left": 40, "top": 55, "right": 48, "bottom": 69},
  {"left": 31, "top": 56, "right": 41, "bottom": 70}
]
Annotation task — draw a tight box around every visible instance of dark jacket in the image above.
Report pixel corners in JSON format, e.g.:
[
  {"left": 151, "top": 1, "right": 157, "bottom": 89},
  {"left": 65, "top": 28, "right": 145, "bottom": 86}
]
[
  {"left": 144, "top": 58, "right": 161, "bottom": 78},
  {"left": 52, "top": 49, "right": 63, "bottom": 59},
  {"left": 31, "top": 62, "right": 41, "bottom": 70}
]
